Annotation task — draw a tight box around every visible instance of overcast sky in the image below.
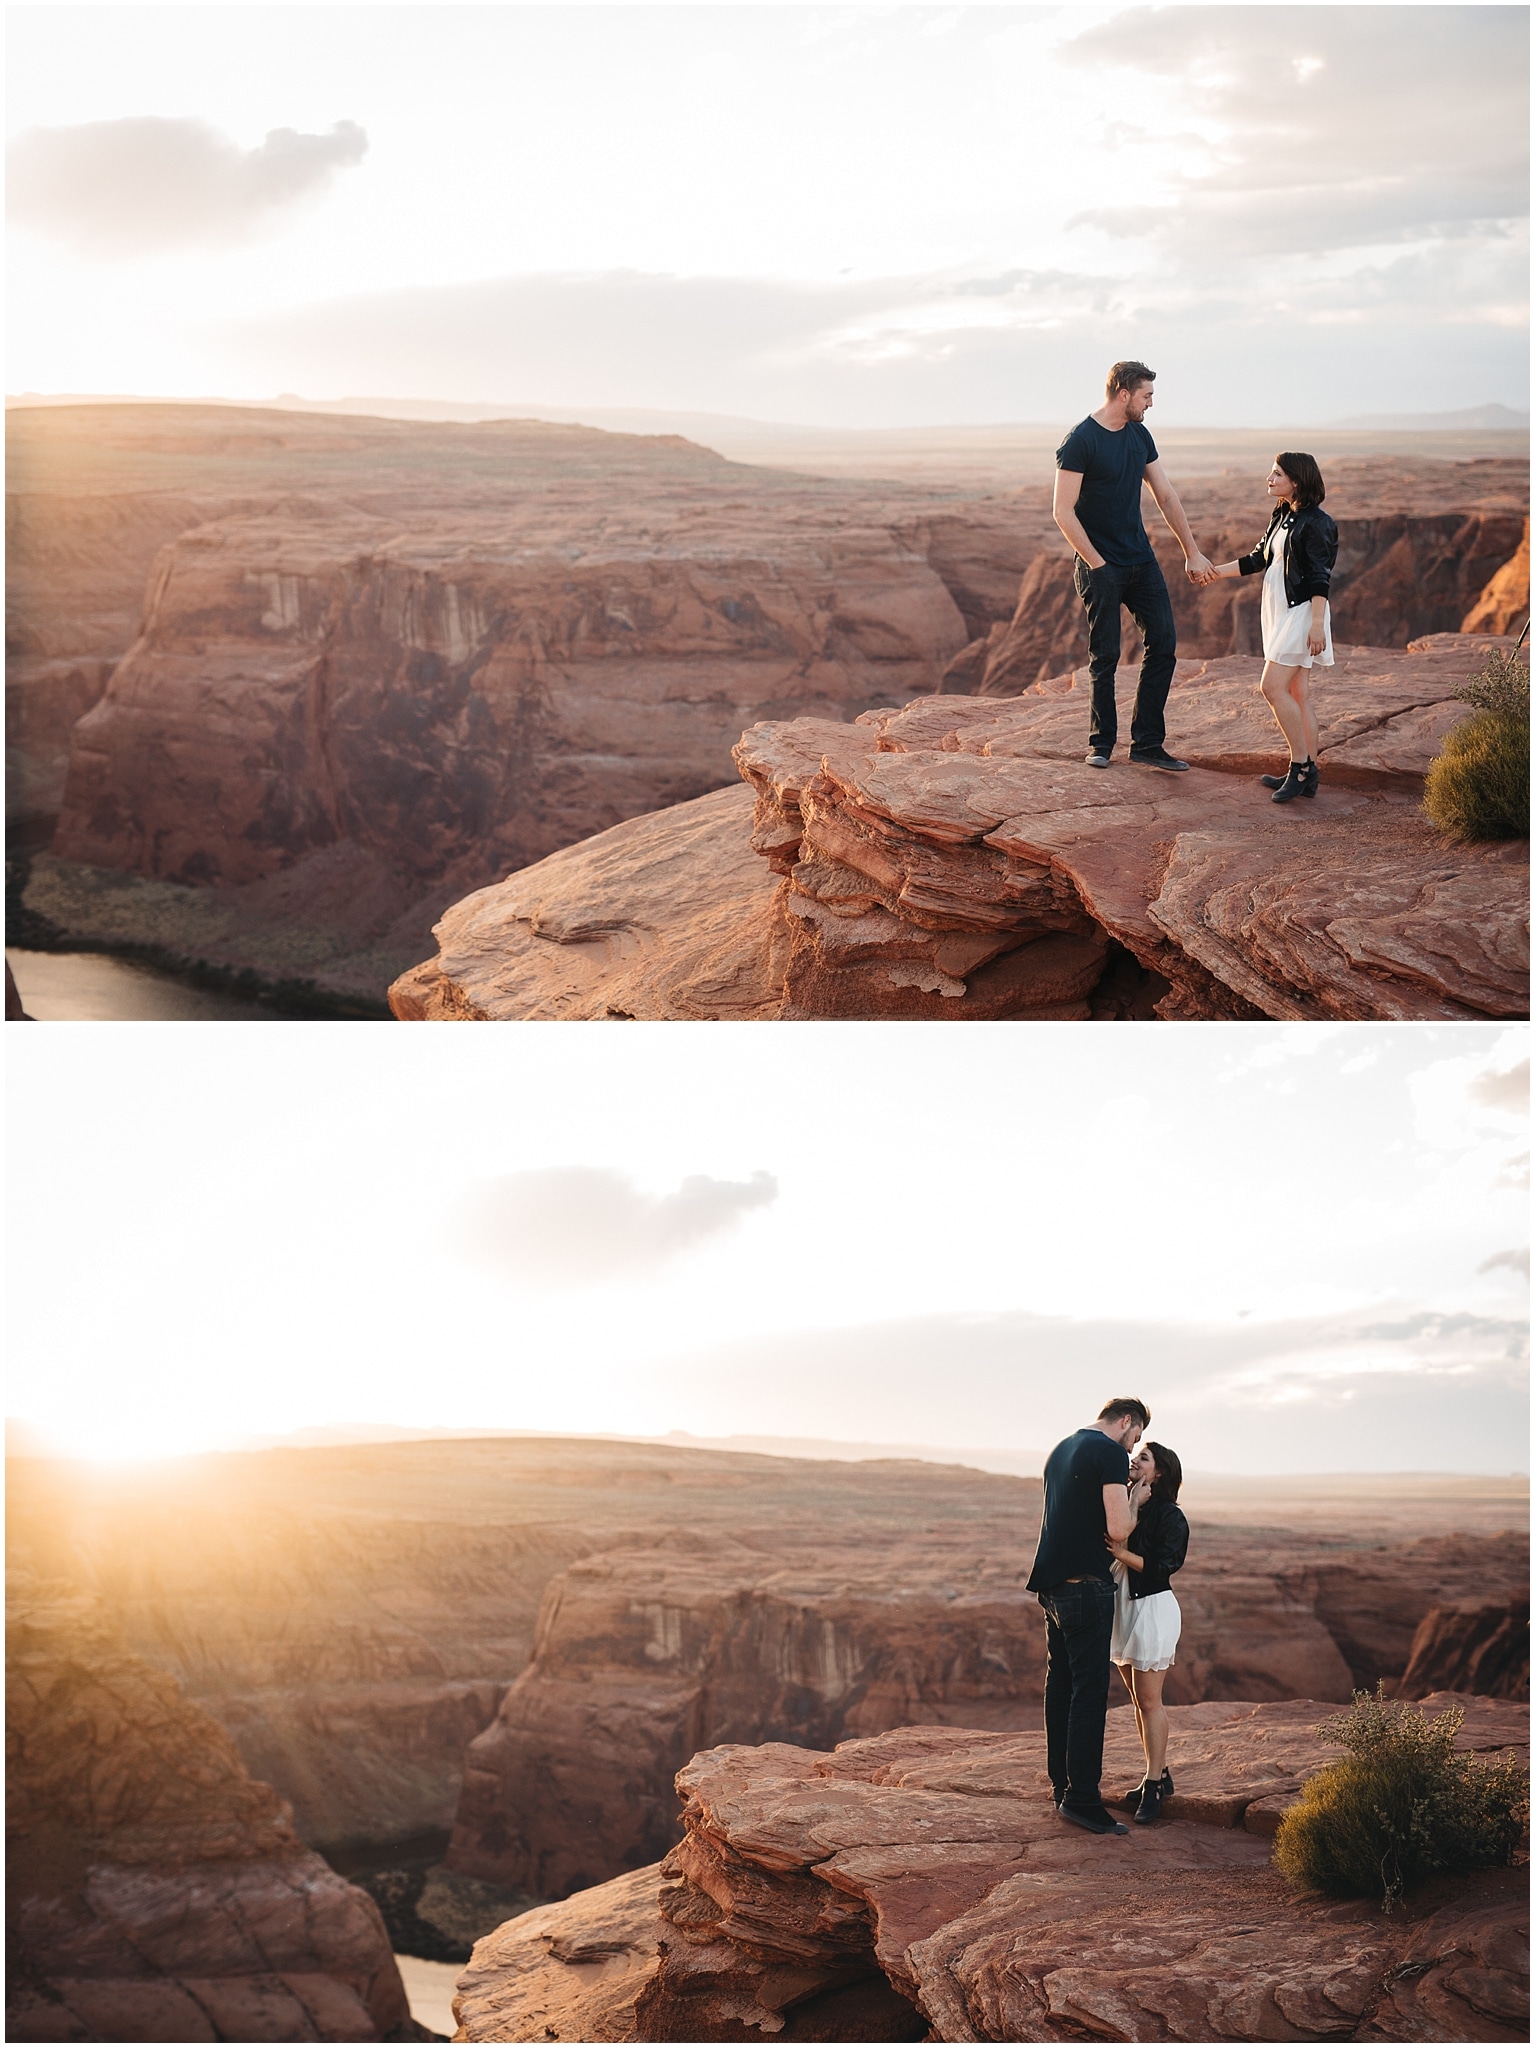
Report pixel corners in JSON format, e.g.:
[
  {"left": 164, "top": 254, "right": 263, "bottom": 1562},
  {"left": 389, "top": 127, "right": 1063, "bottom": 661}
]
[
  {"left": 7, "top": 1023, "right": 1527, "bottom": 1472},
  {"left": 6, "top": 4, "right": 1528, "bottom": 424}
]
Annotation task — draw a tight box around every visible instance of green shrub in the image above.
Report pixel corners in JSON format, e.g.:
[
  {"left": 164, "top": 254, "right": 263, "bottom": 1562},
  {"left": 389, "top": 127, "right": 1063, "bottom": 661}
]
[
  {"left": 1423, "top": 647, "right": 1530, "bottom": 840},
  {"left": 1272, "top": 1688, "right": 1529, "bottom": 1913}
]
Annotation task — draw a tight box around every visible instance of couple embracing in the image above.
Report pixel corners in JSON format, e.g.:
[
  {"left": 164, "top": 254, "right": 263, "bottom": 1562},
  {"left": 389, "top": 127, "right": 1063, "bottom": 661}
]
[
  {"left": 1026, "top": 1397, "right": 1189, "bottom": 1836},
  {"left": 1054, "top": 360, "right": 1340, "bottom": 805}
]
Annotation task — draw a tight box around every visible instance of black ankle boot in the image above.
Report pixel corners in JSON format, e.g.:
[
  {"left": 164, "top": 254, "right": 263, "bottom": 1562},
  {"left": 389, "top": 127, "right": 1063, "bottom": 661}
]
[
  {"left": 1259, "top": 771, "right": 1286, "bottom": 789},
  {"left": 1134, "top": 1781, "right": 1162, "bottom": 1824},
  {"left": 1271, "top": 761, "right": 1309, "bottom": 803},
  {"left": 1122, "top": 1780, "right": 1148, "bottom": 1812},
  {"left": 1300, "top": 758, "right": 1319, "bottom": 798},
  {"left": 1159, "top": 1767, "right": 1174, "bottom": 1797}
]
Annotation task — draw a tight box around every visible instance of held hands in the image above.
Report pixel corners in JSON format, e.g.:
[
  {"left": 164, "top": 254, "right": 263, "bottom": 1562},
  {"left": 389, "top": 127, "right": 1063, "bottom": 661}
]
[{"left": 1185, "top": 553, "right": 1218, "bottom": 588}]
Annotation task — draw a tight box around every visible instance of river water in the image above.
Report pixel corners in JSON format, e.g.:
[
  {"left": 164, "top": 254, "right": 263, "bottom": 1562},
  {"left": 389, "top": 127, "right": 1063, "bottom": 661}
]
[{"left": 6, "top": 950, "right": 355, "bottom": 1022}]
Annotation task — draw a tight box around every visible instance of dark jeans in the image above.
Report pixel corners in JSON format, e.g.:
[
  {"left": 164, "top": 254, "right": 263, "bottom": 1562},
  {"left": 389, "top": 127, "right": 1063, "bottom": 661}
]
[
  {"left": 1038, "top": 1577, "right": 1116, "bottom": 1813},
  {"left": 1073, "top": 555, "right": 1177, "bottom": 755}
]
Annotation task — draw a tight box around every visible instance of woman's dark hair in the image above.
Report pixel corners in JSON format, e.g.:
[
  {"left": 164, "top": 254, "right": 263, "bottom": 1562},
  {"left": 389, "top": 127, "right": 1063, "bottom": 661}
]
[
  {"left": 1275, "top": 451, "right": 1326, "bottom": 508},
  {"left": 1143, "top": 1441, "right": 1183, "bottom": 1503}
]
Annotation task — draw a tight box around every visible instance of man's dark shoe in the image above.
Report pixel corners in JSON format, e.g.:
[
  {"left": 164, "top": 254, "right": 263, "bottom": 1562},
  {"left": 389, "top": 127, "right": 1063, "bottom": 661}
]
[
  {"left": 1134, "top": 1782, "right": 1162, "bottom": 1825},
  {"left": 1060, "top": 1803, "right": 1129, "bottom": 1836},
  {"left": 1129, "top": 747, "right": 1190, "bottom": 773},
  {"left": 1085, "top": 749, "right": 1112, "bottom": 768}
]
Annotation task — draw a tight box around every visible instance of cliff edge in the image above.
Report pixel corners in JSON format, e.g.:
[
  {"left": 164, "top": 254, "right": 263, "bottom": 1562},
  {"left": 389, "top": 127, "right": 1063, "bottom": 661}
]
[
  {"left": 394, "top": 634, "right": 1530, "bottom": 1022},
  {"left": 453, "top": 1696, "right": 1529, "bottom": 2043}
]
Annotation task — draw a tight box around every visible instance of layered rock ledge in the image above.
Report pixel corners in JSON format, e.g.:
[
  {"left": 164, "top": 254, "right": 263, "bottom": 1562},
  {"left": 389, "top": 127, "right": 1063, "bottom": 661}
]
[
  {"left": 394, "top": 633, "right": 1530, "bottom": 1021},
  {"left": 444, "top": 1526, "right": 1526, "bottom": 1902},
  {"left": 454, "top": 1696, "right": 1529, "bottom": 2043},
  {"left": 6, "top": 1576, "right": 418, "bottom": 2043}
]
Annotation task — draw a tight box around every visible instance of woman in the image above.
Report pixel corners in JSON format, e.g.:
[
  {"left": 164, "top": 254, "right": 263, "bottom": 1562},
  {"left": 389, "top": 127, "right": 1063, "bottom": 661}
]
[
  {"left": 1204, "top": 453, "right": 1339, "bottom": 803},
  {"left": 1106, "top": 1441, "right": 1189, "bottom": 1824}
]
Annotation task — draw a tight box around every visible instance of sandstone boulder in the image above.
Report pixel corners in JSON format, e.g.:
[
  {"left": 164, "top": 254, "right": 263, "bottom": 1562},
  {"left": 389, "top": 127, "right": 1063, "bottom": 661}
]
[{"left": 6, "top": 1575, "right": 416, "bottom": 2043}]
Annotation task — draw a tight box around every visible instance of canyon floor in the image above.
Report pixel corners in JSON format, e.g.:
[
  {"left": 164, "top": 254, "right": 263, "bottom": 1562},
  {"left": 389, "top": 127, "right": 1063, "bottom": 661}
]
[{"left": 6, "top": 402, "right": 1526, "bottom": 1013}]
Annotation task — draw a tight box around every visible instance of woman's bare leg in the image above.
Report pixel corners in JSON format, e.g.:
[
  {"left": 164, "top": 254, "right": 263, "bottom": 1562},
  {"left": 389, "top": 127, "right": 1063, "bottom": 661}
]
[
  {"left": 1114, "top": 1661, "right": 1146, "bottom": 1770},
  {"left": 1289, "top": 671, "right": 1320, "bottom": 760},
  {"left": 1128, "top": 1667, "right": 1169, "bottom": 1780},
  {"left": 1260, "top": 660, "right": 1309, "bottom": 760}
]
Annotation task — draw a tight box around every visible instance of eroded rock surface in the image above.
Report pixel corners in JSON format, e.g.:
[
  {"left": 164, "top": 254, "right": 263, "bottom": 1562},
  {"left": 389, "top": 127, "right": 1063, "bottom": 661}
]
[
  {"left": 11, "top": 1439, "right": 1525, "bottom": 1929},
  {"left": 444, "top": 1526, "right": 1527, "bottom": 1899},
  {"left": 400, "top": 634, "right": 1530, "bottom": 1022},
  {"left": 11, "top": 406, "right": 1525, "bottom": 1004},
  {"left": 12, "top": 403, "right": 1042, "bottom": 1000},
  {"left": 453, "top": 1698, "right": 1528, "bottom": 2042},
  {"left": 1396, "top": 1598, "right": 1530, "bottom": 1702},
  {"left": 5, "top": 1575, "right": 415, "bottom": 2043}
]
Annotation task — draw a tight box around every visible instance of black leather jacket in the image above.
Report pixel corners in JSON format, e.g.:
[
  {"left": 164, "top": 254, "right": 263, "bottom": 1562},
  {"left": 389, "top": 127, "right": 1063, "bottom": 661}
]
[
  {"left": 1238, "top": 503, "right": 1338, "bottom": 607},
  {"left": 1126, "top": 1496, "right": 1189, "bottom": 1600}
]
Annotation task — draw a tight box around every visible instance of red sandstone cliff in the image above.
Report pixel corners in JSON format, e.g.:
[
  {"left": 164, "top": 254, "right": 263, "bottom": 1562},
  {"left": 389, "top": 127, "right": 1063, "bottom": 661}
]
[
  {"left": 956, "top": 507, "right": 1526, "bottom": 696},
  {"left": 9, "top": 406, "right": 1525, "bottom": 1002},
  {"left": 6, "top": 1575, "right": 417, "bottom": 2043},
  {"left": 1462, "top": 516, "right": 1531, "bottom": 636},
  {"left": 454, "top": 1697, "right": 1529, "bottom": 2042},
  {"left": 394, "top": 633, "right": 1530, "bottom": 1022},
  {"left": 444, "top": 1526, "right": 1528, "bottom": 1900}
]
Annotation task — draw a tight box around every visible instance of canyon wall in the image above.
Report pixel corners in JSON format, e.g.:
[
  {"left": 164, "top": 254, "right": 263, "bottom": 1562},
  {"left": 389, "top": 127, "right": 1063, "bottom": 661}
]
[
  {"left": 443, "top": 1523, "right": 1529, "bottom": 1898},
  {"left": 6, "top": 1575, "right": 416, "bottom": 2043},
  {"left": 395, "top": 633, "right": 1531, "bottom": 1023},
  {"left": 8, "top": 406, "right": 1525, "bottom": 1002},
  {"left": 955, "top": 506, "right": 1527, "bottom": 696},
  {"left": 10, "top": 1439, "right": 1526, "bottom": 1930},
  {"left": 455, "top": 1697, "right": 1530, "bottom": 2043}
]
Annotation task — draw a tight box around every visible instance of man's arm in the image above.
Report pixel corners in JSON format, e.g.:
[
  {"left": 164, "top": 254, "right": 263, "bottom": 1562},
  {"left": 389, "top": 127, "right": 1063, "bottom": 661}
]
[
  {"left": 1103, "top": 1482, "right": 1134, "bottom": 1544},
  {"left": 1053, "top": 468, "right": 1105, "bottom": 570},
  {"left": 1144, "top": 459, "right": 1213, "bottom": 583}
]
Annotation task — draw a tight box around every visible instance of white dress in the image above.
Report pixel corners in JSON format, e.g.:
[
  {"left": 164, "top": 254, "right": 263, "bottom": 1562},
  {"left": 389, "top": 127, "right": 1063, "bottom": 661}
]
[
  {"left": 1261, "top": 522, "right": 1333, "bottom": 668},
  {"left": 1111, "top": 1560, "right": 1181, "bottom": 1672}
]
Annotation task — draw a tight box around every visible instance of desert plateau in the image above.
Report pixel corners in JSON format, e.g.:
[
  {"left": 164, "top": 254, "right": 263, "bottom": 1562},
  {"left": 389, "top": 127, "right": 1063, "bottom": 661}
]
[
  {"left": 6, "top": 402, "right": 1528, "bottom": 1019},
  {"left": 6, "top": 1434, "right": 1527, "bottom": 2041}
]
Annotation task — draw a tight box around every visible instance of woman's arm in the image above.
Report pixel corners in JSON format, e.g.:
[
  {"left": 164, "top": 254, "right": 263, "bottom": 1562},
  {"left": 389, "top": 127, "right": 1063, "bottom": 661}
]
[
  {"left": 1307, "top": 594, "right": 1327, "bottom": 657},
  {"left": 1205, "top": 560, "right": 1242, "bottom": 580}
]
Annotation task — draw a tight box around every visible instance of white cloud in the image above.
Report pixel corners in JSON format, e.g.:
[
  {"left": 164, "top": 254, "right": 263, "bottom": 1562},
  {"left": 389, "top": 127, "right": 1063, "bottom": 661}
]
[
  {"left": 7, "top": 116, "right": 368, "bottom": 256},
  {"left": 455, "top": 1167, "right": 778, "bottom": 1286},
  {"left": 1061, "top": 6, "right": 1528, "bottom": 258}
]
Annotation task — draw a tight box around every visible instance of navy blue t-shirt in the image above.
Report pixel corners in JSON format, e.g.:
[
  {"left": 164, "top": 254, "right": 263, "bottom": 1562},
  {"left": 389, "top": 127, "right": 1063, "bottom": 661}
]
[
  {"left": 1055, "top": 417, "right": 1159, "bottom": 565},
  {"left": 1025, "top": 1427, "right": 1131, "bottom": 1591}
]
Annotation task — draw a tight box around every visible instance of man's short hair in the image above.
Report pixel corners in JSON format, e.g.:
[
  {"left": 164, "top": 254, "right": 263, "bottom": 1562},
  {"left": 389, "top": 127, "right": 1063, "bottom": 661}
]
[
  {"left": 1106, "top": 360, "right": 1155, "bottom": 399},
  {"left": 1098, "top": 1396, "right": 1151, "bottom": 1427}
]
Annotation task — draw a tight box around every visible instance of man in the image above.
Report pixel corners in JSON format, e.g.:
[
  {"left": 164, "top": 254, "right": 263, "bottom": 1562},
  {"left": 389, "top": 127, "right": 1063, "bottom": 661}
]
[
  {"left": 1053, "top": 362, "right": 1213, "bottom": 772},
  {"left": 1025, "top": 1396, "right": 1151, "bottom": 1836}
]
